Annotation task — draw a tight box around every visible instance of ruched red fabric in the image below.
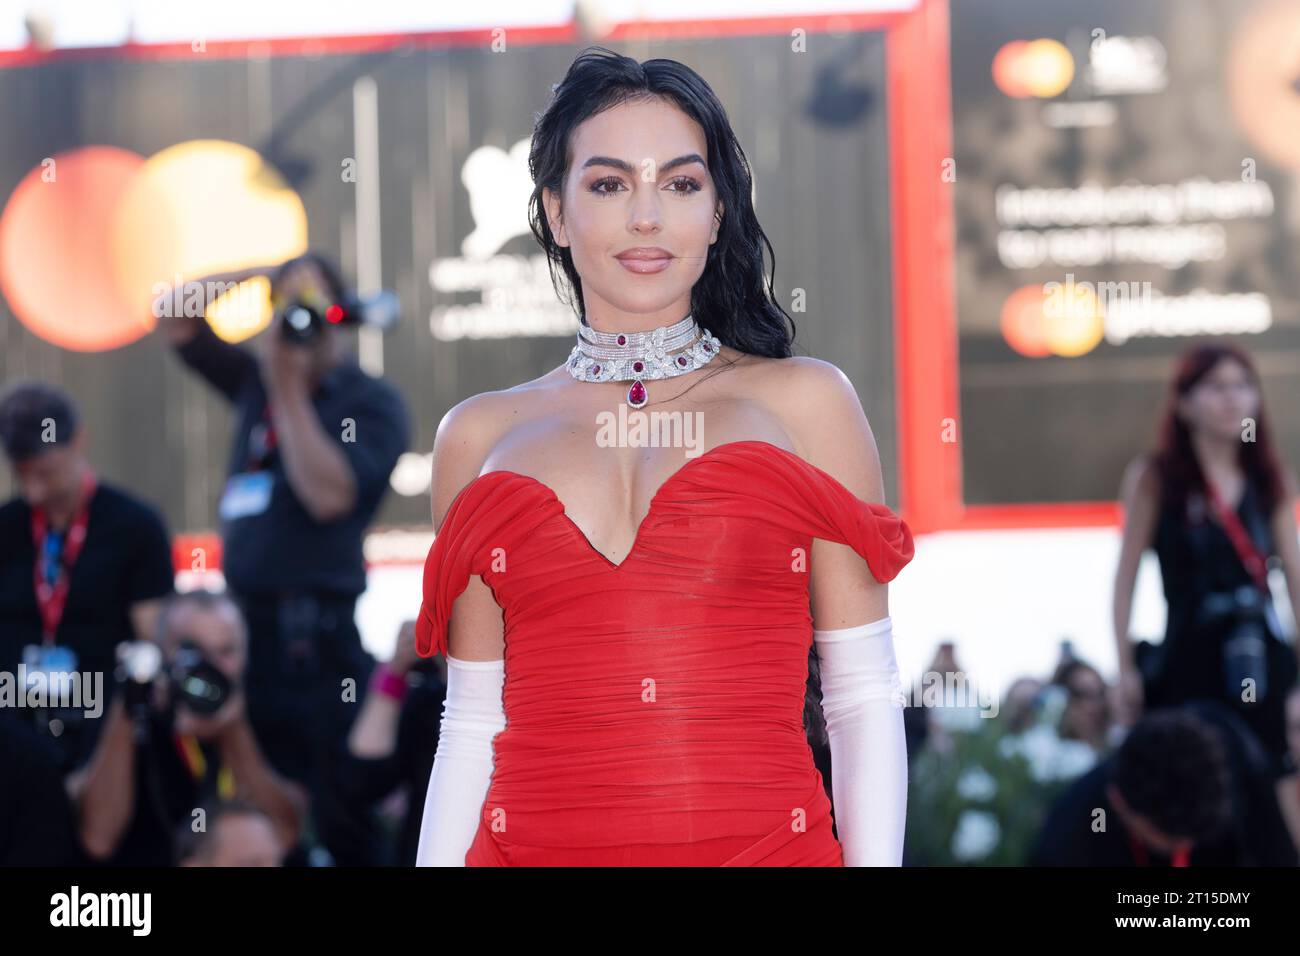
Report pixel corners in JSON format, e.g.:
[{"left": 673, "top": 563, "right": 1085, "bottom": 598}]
[{"left": 415, "top": 439, "right": 914, "bottom": 866}]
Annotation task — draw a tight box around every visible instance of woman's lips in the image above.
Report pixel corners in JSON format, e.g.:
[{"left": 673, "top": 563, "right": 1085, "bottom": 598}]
[{"left": 616, "top": 252, "right": 672, "bottom": 274}]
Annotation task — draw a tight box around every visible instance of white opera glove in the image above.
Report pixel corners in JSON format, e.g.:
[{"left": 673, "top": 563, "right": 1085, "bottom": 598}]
[
  {"left": 814, "top": 615, "right": 908, "bottom": 867},
  {"left": 415, "top": 655, "right": 506, "bottom": 866}
]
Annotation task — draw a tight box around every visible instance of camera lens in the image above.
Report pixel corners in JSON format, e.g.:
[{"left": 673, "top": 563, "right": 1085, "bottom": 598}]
[{"left": 285, "top": 305, "right": 313, "bottom": 333}]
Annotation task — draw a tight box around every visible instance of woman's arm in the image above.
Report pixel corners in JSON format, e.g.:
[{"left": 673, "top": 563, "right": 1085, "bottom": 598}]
[
  {"left": 784, "top": 358, "right": 893, "bottom": 629},
  {"left": 1112, "top": 456, "right": 1160, "bottom": 670},
  {"left": 66, "top": 696, "right": 137, "bottom": 860},
  {"left": 415, "top": 396, "right": 508, "bottom": 865},
  {"left": 1112, "top": 455, "right": 1160, "bottom": 725},
  {"left": 776, "top": 357, "right": 904, "bottom": 865},
  {"left": 814, "top": 617, "right": 908, "bottom": 865},
  {"left": 416, "top": 656, "right": 505, "bottom": 865}
]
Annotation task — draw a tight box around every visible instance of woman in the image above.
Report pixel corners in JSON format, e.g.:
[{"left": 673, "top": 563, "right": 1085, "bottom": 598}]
[
  {"left": 414, "top": 48, "right": 914, "bottom": 866},
  {"left": 1113, "top": 341, "right": 1300, "bottom": 777}
]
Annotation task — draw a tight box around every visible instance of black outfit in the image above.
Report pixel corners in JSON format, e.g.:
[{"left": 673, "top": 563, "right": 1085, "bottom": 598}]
[
  {"left": 0, "top": 482, "right": 175, "bottom": 772},
  {"left": 76, "top": 699, "right": 312, "bottom": 867},
  {"left": 174, "top": 319, "right": 410, "bottom": 861},
  {"left": 1030, "top": 700, "right": 1297, "bottom": 866},
  {"left": 88, "top": 705, "right": 221, "bottom": 866},
  {"left": 0, "top": 711, "right": 79, "bottom": 866},
  {"left": 0, "top": 694, "right": 215, "bottom": 868},
  {"left": 176, "top": 320, "right": 410, "bottom": 598},
  {"left": 1142, "top": 465, "right": 1298, "bottom": 777},
  {"left": 324, "top": 661, "right": 445, "bottom": 866}
]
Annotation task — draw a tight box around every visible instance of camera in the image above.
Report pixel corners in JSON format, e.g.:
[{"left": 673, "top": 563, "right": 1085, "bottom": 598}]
[
  {"left": 116, "top": 639, "right": 234, "bottom": 716},
  {"left": 276, "top": 290, "right": 400, "bottom": 343}
]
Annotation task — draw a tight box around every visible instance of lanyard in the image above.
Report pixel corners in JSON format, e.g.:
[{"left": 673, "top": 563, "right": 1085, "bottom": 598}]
[
  {"left": 174, "top": 733, "right": 237, "bottom": 799},
  {"left": 1128, "top": 830, "right": 1191, "bottom": 866},
  {"left": 1203, "top": 479, "right": 1270, "bottom": 592},
  {"left": 245, "top": 403, "right": 279, "bottom": 472},
  {"left": 30, "top": 466, "right": 98, "bottom": 645}
]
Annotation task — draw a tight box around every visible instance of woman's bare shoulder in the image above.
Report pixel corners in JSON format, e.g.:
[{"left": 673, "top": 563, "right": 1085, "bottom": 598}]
[
  {"left": 1120, "top": 452, "right": 1160, "bottom": 502},
  {"left": 436, "top": 370, "right": 570, "bottom": 448},
  {"left": 745, "top": 355, "right": 886, "bottom": 498},
  {"left": 429, "top": 387, "right": 536, "bottom": 526}
]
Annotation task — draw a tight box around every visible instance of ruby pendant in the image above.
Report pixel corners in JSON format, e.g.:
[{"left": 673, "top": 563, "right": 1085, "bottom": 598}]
[{"left": 627, "top": 380, "right": 647, "bottom": 408}]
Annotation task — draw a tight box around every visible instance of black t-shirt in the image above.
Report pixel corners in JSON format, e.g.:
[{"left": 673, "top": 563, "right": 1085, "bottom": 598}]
[
  {"left": 0, "top": 482, "right": 175, "bottom": 770},
  {"left": 91, "top": 705, "right": 219, "bottom": 867},
  {"left": 175, "top": 320, "right": 411, "bottom": 597},
  {"left": 0, "top": 711, "right": 79, "bottom": 865}
]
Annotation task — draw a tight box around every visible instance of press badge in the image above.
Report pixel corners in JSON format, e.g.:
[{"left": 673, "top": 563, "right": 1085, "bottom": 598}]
[
  {"left": 22, "top": 643, "right": 78, "bottom": 692},
  {"left": 218, "top": 471, "right": 274, "bottom": 520}
]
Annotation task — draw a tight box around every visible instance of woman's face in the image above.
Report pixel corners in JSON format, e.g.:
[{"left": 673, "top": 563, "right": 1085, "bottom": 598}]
[
  {"left": 543, "top": 96, "right": 723, "bottom": 326},
  {"left": 1178, "top": 357, "right": 1259, "bottom": 443},
  {"left": 1062, "top": 667, "right": 1109, "bottom": 740}
]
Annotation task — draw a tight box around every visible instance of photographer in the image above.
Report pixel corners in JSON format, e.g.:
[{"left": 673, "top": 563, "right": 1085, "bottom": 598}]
[
  {"left": 154, "top": 253, "right": 411, "bottom": 836},
  {"left": 74, "top": 590, "right": 307, "bottom": 865},
  {"left": 1030, "top": 704, "right": 1297, "bottom": 866},
  {"left": 0, "top": 381, "right": 175, "bottom": 774}
]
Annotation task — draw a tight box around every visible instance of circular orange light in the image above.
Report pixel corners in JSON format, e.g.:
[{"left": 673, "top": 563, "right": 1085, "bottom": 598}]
[
  {"left": 111, "top": 139, "right": 308, "bottom": 341},
  {"left": 993, "top": 38, "right": 1074, "bottom": 99},
  {"left": 1043, "top": 282, "right": 1105, "bottom": 356},
  {"left": 1001, "top": 285, "right": 1052, "bottom": 356},
  {"left": 1021, "top": 39, "right": 1074, "bottom": 98},
  {"left": 0, "top": 140, "right": 310, "bottom": 352},
  {"left": 0, "top": 147, "right": 148, "bottom": 351},
  {"left": 993, "top": 40, "right": 1032, "bottom": 97}
]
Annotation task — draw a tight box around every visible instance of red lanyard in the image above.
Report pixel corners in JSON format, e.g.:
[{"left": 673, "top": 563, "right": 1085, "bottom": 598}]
[
  {"left": 30, "top": 466, "right": 98, "bottom": 645},
  {"left": 1203, "top": 479, "right": 1270, "bottom": 592},
  {"left": 1128, "top": 831, "right": 1191, "bottom": 866}
]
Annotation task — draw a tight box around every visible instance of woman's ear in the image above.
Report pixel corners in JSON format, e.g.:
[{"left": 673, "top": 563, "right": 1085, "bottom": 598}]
[
  {"left": 543, "top": 186, "right": 568, "bottom": 247},
  {"left": 711, "top": 200, "right": 723, "bottom": 243}
]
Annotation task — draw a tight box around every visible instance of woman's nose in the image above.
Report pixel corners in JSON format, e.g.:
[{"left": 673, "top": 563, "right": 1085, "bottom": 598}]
[{"left": 627, "top": 187, "right": 662, "bottom": 232}]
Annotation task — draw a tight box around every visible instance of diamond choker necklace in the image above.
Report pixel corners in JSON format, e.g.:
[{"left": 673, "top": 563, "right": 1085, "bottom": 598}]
[{"left": 565, "top": 312, "right": 722, "bottom": 409}]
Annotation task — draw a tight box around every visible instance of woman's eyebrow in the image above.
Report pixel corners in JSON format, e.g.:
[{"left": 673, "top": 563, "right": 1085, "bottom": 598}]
[{"left": 580, "top": 153, "right": 707, "bottom": 174}]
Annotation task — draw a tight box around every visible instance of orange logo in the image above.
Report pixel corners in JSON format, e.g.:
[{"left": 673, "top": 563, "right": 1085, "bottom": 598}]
[
  {"left": 1001, "top": 281, "right": 1105, "bottom": 357},
  {"left": 992, "top": 39, "right": 1075, "bottom": 98},
  {"left": 0, "top": 140, "right": 307, "bottom": 352}
]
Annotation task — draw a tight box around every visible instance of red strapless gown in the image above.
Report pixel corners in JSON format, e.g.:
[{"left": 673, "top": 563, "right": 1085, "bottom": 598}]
[{"left": 416, "top": 440, "right": 914, "bottom": 866}]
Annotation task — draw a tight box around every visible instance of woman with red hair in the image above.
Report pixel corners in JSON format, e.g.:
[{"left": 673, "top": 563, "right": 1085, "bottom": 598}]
[{"left": 1113, "top": 340, "right": 1300, "bottom": 776}]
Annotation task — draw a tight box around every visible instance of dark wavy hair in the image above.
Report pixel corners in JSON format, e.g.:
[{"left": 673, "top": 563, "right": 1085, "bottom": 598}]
[
  {"left": 1113, "top": 709, "right": 1233, "bottom": 844},
  {"left": 527, "top": 46, "right": 796, "bottom": 361},
  {"left": 1149, "top": 340, "right": 1286, "bottom": 523}
]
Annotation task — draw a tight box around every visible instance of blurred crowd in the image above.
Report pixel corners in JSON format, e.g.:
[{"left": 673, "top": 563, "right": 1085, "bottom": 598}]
[{"left": 884, "top": 641, "right": 1300, "bottom": 866}]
